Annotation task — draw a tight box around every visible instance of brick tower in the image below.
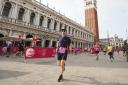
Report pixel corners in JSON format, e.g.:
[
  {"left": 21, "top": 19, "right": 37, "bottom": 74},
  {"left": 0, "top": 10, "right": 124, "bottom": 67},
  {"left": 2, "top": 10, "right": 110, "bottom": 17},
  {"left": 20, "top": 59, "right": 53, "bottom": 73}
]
[{"left": 85, "top": 0, "right": 99, "bottom": 43}]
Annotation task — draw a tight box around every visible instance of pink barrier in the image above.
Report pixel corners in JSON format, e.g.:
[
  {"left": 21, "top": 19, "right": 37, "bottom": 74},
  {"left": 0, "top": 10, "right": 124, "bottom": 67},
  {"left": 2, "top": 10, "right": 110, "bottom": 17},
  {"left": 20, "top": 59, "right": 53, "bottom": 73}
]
[
  {"left": 11, "top": 47, "right": 19, "bottom": 54},
  {"left": 0, "top": 46, "right": 3, "bottom": 55},
  {"left": 25, "top": 47, "right": 56, "bottom": 59}
]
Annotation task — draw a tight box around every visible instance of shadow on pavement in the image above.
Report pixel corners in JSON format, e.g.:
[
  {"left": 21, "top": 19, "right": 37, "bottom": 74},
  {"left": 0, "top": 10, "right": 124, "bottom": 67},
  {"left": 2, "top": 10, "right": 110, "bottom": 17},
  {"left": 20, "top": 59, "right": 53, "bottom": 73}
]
[
  {"left": 0, "top": 70, "right": 30, "bottom": 80},
  {"left": 64, "top": 75, "right": 128, "bottom": 85}
]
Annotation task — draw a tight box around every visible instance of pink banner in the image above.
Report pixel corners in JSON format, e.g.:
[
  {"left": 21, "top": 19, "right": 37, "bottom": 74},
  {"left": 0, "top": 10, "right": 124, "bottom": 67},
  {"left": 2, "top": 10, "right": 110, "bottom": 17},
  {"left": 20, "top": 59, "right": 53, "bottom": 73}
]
[
  {"left": 11, "top": 47, "right": 19, "bottom": 54},
  {"left": 25, "top": 47, "right": 56, "bottom": 59}
]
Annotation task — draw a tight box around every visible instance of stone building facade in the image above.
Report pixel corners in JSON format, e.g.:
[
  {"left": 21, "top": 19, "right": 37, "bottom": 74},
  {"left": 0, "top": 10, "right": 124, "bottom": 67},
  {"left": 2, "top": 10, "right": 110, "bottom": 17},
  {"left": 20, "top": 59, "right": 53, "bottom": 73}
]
[
  {"left": 109, "top": 35, "right": 124, "bottom": 48},
  {"left": 0, "top": 0, "right": 94, "bottom": 48},
  {"left": 100, "top": 34, "right": 124, "bottom": 48}
]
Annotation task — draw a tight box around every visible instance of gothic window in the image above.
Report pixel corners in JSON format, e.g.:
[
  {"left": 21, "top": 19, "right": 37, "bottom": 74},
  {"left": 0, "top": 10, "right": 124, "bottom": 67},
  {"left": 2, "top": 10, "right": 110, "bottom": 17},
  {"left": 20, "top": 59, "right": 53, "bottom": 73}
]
[
  {"left": 2, "top": 2, "right": 12, "bottom": 17},
  {"left": 47, "top": 18, "right": 51, "bottom": 29},
  {"left": 18, "top": 8, "right": 25, "bottom": 21},
  {"left": 54, "top": 20, "right": 57, "bottom": 30},
  {"left": 30, "top": 12, "right": 35, "bottom": 24},
  {"left": 39, "top": 16, "right": 44, "bottom": 26}
]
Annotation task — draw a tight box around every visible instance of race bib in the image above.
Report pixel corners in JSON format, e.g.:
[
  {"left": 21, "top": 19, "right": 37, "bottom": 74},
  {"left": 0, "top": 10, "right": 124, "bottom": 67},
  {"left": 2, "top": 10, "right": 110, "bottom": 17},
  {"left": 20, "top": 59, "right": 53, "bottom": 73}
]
[{"left": 58, "top": 47, "right": 66, "bottom": 53}]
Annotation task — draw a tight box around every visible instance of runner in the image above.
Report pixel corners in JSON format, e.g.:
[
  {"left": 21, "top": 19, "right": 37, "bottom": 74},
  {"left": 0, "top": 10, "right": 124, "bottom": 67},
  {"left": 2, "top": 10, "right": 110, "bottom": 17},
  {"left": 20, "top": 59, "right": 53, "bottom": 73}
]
[
  {"left": 94, "top": 42, "right": 100, "bottom": 60},
  {"left": 107, "top": 44, "right": 114, "bottom": 62},
  {"left": 57, "top": 29, "right": 71, "bottom": 82}
]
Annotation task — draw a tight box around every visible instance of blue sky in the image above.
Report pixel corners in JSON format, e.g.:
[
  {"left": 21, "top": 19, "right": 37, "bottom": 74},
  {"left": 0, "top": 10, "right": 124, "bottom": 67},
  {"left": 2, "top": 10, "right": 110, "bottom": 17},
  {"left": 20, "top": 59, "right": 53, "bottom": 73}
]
[{"left": 36, "top": 0, "right": 128, "bottom": 39}]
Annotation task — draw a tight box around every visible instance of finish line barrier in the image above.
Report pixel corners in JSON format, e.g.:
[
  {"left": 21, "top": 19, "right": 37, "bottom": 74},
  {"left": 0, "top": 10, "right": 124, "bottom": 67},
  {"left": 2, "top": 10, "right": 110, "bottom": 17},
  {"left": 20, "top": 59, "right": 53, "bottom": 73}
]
[{"left": 25, "top": 47, "right": 56, "bottom": 59}]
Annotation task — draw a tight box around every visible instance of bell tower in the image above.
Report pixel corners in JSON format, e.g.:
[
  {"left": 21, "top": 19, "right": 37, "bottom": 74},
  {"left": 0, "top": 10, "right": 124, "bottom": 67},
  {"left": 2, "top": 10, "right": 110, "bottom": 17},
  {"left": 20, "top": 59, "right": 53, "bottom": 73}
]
[{"left": 85, "top": 0, "right": 99, "bottom": 43}]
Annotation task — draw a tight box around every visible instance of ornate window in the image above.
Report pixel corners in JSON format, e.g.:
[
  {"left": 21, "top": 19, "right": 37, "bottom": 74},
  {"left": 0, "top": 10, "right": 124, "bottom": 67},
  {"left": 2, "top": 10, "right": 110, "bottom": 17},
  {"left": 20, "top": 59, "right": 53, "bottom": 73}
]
[
  {"left": 30, "top": 12, "right": 35, "bottom": 24},
  {"left": 18, "top": 8, "right": 25, "bottom": 21},
  {"left": 54, "top": 20, "right": 57, "bottom": 30},
  {"left": 47, "top": 18, "right": 51, "bottom": 29},
  {"left": 2, "top": 2, "right": 12, "bottom": 17},
  {"left": 39, "top": 16, "right": 44, "bottom": 26}
]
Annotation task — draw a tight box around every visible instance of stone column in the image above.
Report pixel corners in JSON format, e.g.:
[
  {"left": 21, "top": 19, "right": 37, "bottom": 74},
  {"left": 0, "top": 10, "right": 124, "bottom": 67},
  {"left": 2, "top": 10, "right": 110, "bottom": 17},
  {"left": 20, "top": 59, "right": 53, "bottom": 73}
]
[
  {"left": 41, "top": 39, "right": 45, "bottom": 47},
  {"left": 9, "top": 30, "right": 13, "bottom": 37},
  {"left": 23, "top": 8, "right": 30, "bottom": 24},
  {"left": 74, "top": 29, "right": 76, "bottom": 37},
  {"left": 49, "top": 39, "right": 53, "bottom": 47},
  {"left": 50, "top": 19, "right": 55, "bottom": 31},
  {"left": 35, "top": 13, "right": 40, "bottom": 26},
  {"left": 43, "top": 16, "right": 48, "bottom": 29},
  {"left": 0, "top": 0, "right": 3, "bottom": 16},
  {"left": 56, "top": 40, "right": 59, "bottom": 47},
  {"left": 56, "top": 21, "right": 60, "bottom": 32},
  {"left": 10, "top": 3, "right": 18, "bottom": 19},
  {"left": 66, "top": 26, "right": 69, "bottom": 34},
  {"left": 76, "top": 31, "right": 78, "bottom": 37},
  {"left": 70, "top": 27, "right": 73, "bottom": 35}
]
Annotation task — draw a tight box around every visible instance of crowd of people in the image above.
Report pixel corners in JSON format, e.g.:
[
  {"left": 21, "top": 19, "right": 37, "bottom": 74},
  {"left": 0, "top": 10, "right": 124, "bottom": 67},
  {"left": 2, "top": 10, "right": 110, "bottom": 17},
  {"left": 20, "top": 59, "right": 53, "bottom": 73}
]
[{"left": 0, "top": 41, "right": 25, "bottom": 57}]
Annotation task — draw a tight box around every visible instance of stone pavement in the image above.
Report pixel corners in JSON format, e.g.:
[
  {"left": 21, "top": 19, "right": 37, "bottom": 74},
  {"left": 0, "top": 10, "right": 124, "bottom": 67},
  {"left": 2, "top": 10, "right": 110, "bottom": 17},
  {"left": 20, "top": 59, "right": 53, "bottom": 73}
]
[{"left": 0, "top": 52, "right": 128, "bottom": 85}]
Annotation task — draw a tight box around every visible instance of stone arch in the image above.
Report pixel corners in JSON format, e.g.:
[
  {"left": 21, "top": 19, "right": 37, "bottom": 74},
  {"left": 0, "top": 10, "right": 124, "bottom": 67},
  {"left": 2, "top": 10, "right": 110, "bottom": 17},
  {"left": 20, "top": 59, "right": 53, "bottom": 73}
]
[
  {"left": 0, "top": 31, "right": 8, "bottom": 38},
  {"left": 39, "top": 15, "right": 44, "bottom": 26},
  {"left": 54, "top": 20, "right": 57, "bottom": 30},
  {"left": 47, "top": 18, "right": 51, "bottom": 29},
  {"left": 26, "top": 34, "right": 34, "bottom": 38},
  {"left": 30, "top": 12, "right": 35, "bottom": 24},
  {"left": 0, "top": 33, "right": 4, "bottom": 38},
  {"left": 18, "top": 7, "right": 25, "bottom": 21},
  {"left": 2, "top": 2, "right": 12, "bottom": 17}
]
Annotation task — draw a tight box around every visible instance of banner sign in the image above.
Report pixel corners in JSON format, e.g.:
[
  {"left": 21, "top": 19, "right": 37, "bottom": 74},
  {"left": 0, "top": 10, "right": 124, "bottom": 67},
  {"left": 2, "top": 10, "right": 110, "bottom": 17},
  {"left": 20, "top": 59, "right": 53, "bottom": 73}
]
[{"left": 25, "top": 47, "right": 56, "bottom": 59}]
